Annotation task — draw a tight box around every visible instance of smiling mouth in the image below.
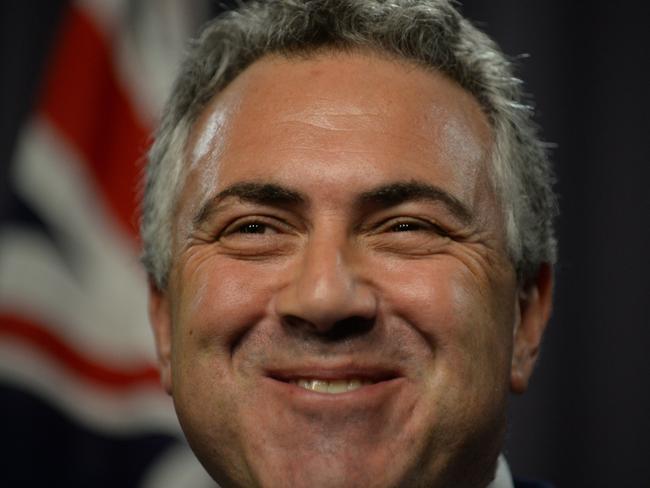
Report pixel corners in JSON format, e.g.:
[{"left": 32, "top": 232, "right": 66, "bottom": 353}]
[
  {"left": 268, "top": 367, "right": 400, "bottom": 395},
  {"left": 289, "top": 378, "right": 375, "bottom": 394}
]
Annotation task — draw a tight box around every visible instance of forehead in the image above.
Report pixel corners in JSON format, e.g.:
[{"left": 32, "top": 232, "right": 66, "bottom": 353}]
[{"left": 184, "top": 50, "right": 493, "bottom": 210}]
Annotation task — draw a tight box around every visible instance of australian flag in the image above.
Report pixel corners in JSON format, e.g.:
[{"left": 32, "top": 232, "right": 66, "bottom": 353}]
[{"left": 0, "top": 1, "right": 216, "bottom": 486}]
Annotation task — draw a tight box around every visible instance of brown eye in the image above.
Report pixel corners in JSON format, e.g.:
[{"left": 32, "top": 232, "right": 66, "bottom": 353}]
[
  {"left": 235, "top": 222, "right": 270, "bottom": 234},
  {"left": 216, "top": 216, "right": 297, "bottom": 258},
  {"left": 382, "top": 218, "right": 450, "bottom": 238},
  {"left": 219, "top": 217, "right": 286, "bottom": 241},
  {"left": 390, "top": 222, "right": 425, "bottom": 232}
]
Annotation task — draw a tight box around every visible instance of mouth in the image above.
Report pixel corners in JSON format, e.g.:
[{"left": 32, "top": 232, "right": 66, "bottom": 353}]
[
  {"left": 267, "top": 368, "right": 401, "bottom": 395},
  {"left": 288, "top": 378, "right": 375, "bottom": 393}
]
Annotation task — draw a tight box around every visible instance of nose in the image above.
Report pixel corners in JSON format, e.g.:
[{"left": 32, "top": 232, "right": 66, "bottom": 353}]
[{"left": 274, "top": 235, "right": 377, "bottom": 338}]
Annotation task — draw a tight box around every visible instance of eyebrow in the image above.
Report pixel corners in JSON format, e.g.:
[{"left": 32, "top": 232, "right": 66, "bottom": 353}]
[
  {"left": 357, "top": 181, "right": 473, "bottom": 224},
  {"left": 193, "top": 179, "right": 473, "bottom": 228},
  {"left": 193, "top": 182, "right": 306, "bottom": 227}
]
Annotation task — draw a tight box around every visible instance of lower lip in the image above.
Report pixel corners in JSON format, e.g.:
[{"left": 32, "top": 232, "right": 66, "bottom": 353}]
[{"left": 263, "top": 376, "right": 406, "bottom": 409}]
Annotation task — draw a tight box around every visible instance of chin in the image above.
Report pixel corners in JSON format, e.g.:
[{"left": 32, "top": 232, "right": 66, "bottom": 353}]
[{"left": 193, "top": 427, "right": 503, "bottom": 488}]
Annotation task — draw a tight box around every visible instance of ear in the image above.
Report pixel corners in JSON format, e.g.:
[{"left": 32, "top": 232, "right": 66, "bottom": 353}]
[
  {"left": 148, "top": 280, "right": 174, "bottom": 395},
  {"left": 510, "top": 263, "right": 554, "bottom": 394}
]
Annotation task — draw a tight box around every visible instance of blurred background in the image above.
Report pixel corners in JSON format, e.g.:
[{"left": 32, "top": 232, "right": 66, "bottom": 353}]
[{"left": 1, "top": 1, "right": 648, "bottom": 486}]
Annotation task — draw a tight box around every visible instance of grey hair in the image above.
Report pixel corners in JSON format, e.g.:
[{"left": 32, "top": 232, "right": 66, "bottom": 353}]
[{"left": 141, "top": 0, "right": 558, "bottom": 290}]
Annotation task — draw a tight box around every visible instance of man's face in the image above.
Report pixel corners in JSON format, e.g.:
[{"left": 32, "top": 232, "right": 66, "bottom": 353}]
[{"left": 150, "top": 51, "right": 548, "bottom": 488}]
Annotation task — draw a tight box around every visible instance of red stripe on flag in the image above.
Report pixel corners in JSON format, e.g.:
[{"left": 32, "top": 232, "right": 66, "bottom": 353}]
[
  {"left": 0, "top": 314, "right": 161, "bottom": 391},
  {"left": 39, "top": 5, "right": 151, "bottom": 241}
]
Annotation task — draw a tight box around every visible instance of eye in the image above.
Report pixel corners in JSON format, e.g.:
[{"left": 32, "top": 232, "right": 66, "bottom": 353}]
[
  {"left": 215, "top": 216, "right": 296, "bottom": 256},
  {"left": 234, "top": 222, "right": 274, "bottom": 234},
  {"left": 381, "top": 218, "right": 448, "bottom": 236},
  {"left": 389, "top": 221, "right": 427, "bottom": 232},
  {"left": 218, "top": 216, "right": 289, "bottom": 240},
  {"left": 367, "top": 217, "right": 451, "bottom": 256}
]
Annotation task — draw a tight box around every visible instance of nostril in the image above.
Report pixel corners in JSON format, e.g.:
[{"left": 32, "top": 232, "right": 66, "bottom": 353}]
[{"left": 325, "top": 316, "right": 375, "bottom": 341}]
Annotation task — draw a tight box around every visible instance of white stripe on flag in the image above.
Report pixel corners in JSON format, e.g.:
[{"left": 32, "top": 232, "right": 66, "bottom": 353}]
[
  {"left": 79, "top": 0, "right": 208, "bottom": 125},
  {"left": 4, "top": 118, "right": 153, "bottom": 364},
  {"left": 0, "top": 340, "right": 178, "bottom": 434}
]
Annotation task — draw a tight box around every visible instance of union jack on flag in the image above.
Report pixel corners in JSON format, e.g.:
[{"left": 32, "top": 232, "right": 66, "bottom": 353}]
[{"left": 0, "top": 1, "right": 217, "bottom": 486}]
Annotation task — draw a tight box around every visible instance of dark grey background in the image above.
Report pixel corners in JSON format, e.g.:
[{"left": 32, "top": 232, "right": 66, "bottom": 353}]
[{"left": 2, "top": 1, "right": 649, "bottom": 486}]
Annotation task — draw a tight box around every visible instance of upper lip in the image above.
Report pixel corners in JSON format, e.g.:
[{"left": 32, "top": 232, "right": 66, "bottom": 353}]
[{"left": 265, "top": 364, "right": 402, "bottom": 383}]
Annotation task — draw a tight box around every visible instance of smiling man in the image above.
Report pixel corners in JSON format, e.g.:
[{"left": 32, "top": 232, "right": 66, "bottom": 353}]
[{"left": 141, "top": 1, "right": 557, "bottom": 487}]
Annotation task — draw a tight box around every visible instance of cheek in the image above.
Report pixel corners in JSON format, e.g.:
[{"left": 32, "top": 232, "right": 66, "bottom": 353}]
[
  {"left": 169, "top": 255, "right": 277, "bottom": 459},
  {"left": 172, "top": 253, "right": 276, "bottom": 368},
  {"left": 378, "top": 257, "right": 513, "bottom": 379},
  {"left": 374, "top": 257, "right": 513, "bottom": 456},
  {"left": 380, "top": 259, "right": 476, "bottom": 340}
]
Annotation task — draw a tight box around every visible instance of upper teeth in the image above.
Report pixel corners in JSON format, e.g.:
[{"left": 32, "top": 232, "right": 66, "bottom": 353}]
[{"left": 290, "top": 378, "right": 374, "bottom": 393}]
